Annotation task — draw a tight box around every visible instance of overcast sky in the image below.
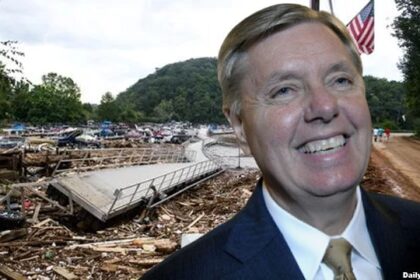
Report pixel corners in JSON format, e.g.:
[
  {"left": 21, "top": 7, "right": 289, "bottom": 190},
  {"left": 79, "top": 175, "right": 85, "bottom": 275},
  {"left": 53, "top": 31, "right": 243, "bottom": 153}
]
[{"left": 1, "top": 0, "right": 402, "bottom": 104}]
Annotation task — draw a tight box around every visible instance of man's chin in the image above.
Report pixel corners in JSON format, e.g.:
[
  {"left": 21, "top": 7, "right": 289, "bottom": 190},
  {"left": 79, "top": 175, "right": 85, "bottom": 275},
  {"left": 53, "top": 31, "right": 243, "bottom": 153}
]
[{"left": 305, "top": 183, "right": 358, "bottom": 198}]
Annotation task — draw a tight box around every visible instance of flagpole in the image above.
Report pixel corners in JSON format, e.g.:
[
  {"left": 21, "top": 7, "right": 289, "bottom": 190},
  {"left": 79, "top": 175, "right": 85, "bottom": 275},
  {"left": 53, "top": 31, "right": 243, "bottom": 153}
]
[
  {"left": 328, "top": 0, "right": 334, "bottom": 16},
  {"left": 310, "top": 0, "right": 319, "bottom": 10}
]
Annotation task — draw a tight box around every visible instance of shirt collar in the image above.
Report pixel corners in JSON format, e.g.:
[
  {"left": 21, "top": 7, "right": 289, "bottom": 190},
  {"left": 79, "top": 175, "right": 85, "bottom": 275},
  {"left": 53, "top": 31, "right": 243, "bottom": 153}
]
[
  {"left": 262, "top": 184, "right": 380, "bottom": 280},
  {"left": 341, "top": 188, "right": 381, "bottom": 269},
  {"left": 262, "top": 185, "right": 329, "bottom": 280}
]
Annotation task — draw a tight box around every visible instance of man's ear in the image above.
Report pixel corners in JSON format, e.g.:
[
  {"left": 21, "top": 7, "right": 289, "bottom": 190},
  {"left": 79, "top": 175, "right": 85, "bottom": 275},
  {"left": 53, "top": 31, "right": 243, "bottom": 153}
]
[{"left": 224, "top": 107, "right": 251, "bottom": 155}]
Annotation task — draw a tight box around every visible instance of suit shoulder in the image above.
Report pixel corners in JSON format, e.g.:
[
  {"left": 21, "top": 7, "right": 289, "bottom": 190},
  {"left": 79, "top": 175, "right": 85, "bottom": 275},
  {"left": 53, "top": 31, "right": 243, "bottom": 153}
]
[
  {"left": 368, "top": 191, "right": 420, "bottom": 211},
  {"left": 367, "top": 191, "right": 420, "bottom": 227}
]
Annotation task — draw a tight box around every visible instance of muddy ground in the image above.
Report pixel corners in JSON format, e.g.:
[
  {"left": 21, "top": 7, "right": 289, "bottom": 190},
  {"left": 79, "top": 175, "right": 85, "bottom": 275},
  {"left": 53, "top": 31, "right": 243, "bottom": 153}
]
[
  {"left": 0, "top": 135, "right": 419, "bottom": 279},
  {"left": 366, "top": 135, "right": 420, "bottom": 202}
]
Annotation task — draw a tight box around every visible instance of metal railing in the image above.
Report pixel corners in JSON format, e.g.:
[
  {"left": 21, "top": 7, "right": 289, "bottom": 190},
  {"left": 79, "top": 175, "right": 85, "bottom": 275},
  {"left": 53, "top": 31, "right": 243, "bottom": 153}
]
[
  {"left": 52, "top": 148, "right": 196, "bottom": 175},
  {"left": 202, "top": 138, "right": 260, "bottom": 169},
  {"left": 106, "top": 160, "right": 221, "bottom": 218}
]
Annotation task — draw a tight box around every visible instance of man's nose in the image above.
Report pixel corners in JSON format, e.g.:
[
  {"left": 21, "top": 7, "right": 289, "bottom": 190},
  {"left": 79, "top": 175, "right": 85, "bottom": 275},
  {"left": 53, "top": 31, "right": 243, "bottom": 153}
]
[{"left": 303, "top": 86, "right": 339, "bottom": 123}]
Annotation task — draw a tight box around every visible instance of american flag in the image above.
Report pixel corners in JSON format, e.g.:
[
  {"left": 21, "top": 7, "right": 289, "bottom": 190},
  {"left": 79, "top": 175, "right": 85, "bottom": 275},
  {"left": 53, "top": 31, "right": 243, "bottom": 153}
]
[{"left": 346, "top": 1, "right": 374, "bottom": 54}]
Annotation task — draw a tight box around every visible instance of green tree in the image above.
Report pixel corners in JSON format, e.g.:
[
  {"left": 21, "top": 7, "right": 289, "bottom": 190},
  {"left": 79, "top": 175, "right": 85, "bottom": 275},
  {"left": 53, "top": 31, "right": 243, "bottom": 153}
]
[
  {"left": 0, "top": 41, "right": 26, "bottom": 122},
  {"left": 116, "top": 57, "right": 225, "bottom": 124},
  {"left": 82, "top": 103, "right": 97, "bottom": 121},
  {"left": 10, "top": 80, "right": 31, "bottom": 122},
  {"left": 364, "top": 75, "right": 407, "bottom": 129},
  {"left": 393, "top": 0, "right": 420, "bottom": 134},
  {"left": 26, "top": 73, "right": 84, "bottom": 124},
  {"left": 0, "top": 63, "right": 13, "bottom": 120},
  {"left": 97, "top": 92, "right": 120, "bottom": 122},
  {"left": 153, "top": 99, "right": 174, "bottom": 122},
  {"left": 119, "top": 104, "right": 143, "bottom": 124}
]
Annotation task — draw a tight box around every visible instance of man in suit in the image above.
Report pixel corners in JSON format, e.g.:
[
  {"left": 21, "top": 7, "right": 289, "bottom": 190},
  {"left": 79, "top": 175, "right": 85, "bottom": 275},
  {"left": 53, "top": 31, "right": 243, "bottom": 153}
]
[{"left": 142, "top": 4, "right": 420, "bottom": 279}]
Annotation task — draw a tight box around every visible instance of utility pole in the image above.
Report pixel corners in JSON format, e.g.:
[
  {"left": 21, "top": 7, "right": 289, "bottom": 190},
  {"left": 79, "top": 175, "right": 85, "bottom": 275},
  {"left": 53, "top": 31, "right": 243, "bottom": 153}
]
[{"left": 310, "top": 0, "right": 320, "bottom": 10}]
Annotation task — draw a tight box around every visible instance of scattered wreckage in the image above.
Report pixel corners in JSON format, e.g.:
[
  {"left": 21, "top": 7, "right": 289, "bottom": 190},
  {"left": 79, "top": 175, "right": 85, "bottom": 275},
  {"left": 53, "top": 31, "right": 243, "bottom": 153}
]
[
  {"left": 0, "top": 125, "right": 220, "bottom": 231},
  {"left": 0, "top": 124, "right": 236, "bottom": 278}
]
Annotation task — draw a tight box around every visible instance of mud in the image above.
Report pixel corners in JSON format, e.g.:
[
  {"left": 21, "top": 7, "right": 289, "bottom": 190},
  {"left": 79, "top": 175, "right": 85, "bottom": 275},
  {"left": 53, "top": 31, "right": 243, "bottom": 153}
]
[{"left": 363, "top": 135, "right": 420, "bottom": 202}]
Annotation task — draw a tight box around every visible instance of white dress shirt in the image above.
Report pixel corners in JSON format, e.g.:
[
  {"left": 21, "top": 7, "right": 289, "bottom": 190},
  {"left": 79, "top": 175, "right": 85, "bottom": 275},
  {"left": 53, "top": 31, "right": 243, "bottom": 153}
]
[{"left": 262, "top": 184, "right": 382, "bottom": 280}]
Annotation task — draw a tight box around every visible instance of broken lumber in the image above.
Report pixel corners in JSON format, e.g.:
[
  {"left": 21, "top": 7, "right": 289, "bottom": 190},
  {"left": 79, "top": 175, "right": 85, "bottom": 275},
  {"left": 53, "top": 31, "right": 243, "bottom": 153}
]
[
  {"left": 53, "top": 266, "right": 78, "bottom": 280},
  {"left": 0, "top": 264, "right": 26, "bottom": 280},
  {"left": 185, "top": 212, "right": 205, "bottom": 230},
  {"left": 0, "top": 228, "right": 28, "bottom": 243},
  {"left": 129, "top": 258, "right": 164, "bottom": 267}
]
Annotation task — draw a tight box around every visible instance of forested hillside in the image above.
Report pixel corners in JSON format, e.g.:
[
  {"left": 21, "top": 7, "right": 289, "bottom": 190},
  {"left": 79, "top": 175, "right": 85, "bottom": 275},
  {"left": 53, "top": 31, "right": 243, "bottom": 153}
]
[
  {"left": 115, "top": 58, "right": 408, "bottom": 128},
  {"left": 0, "top": 52, "right": 411, "bottom": 128},
  {"left": 116, "top": 57, "right": 225, "bottom": 123}
]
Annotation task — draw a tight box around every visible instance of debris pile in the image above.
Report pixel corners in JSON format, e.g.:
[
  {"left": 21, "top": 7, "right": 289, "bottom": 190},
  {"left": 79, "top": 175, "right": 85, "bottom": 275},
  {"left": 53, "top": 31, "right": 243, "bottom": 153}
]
[
  {"left": 0, "top": 143, "right": 187, "bottom": 182},
  {"left": 0, "top": 169, "right": 260, "bottom": 279},
  {"left": 0, "top": 149, "right": 419, "bottom": 279},
  {"left": 100, "top": 139, "right": 151, "bottom": 149}
]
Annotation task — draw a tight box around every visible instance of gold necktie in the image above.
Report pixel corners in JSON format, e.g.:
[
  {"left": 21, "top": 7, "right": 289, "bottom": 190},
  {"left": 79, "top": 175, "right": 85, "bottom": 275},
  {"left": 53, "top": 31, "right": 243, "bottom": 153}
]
[{"left": 323, "top": 238, "right": 357, "bottom": 280}]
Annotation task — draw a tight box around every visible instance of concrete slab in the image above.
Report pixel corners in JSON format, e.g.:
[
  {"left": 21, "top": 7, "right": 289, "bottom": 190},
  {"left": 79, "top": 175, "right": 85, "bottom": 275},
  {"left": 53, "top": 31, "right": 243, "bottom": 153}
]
[
  {"left": 51, "top": 138, "right": 222, "bottom": 221},
  {"left": 54, "top": 162, "right": 196, "bottom": 219}
]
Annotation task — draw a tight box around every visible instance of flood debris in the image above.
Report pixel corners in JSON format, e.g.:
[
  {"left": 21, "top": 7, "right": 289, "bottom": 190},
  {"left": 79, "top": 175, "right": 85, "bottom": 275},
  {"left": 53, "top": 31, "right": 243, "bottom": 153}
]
[
  {"left": 0, "top": 158, "right": 419, "bottom": 278},
  {"left": 0, "top": 124, "right": 419, "bottom": 278},
  {"left": 0, "top": 264, "right": 26, "bottom": 280},
  {"left": 0, "top": 211, "right": 26, "bottom": 231},
  {"left": 0, "top": 228, "right": 28, "bottom": 242},
  {"left": 0, "top": 169, "right": 260, "bottom": 279}
]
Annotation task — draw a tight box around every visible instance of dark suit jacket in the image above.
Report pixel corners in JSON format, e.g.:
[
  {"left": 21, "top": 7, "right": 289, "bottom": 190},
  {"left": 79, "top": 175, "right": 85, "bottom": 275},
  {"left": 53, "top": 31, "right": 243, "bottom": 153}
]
[{"left": 141, "top": 180, "right": 420, "bottom": 279}]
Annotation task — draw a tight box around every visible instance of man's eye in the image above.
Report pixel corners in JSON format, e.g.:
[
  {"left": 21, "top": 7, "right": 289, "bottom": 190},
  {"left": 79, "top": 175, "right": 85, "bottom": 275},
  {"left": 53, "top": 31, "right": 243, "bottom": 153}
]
[
  {"left": 335, "top": 77, "right": 352, "bottom": 87},
  {"left": 272, "top": 87, "right": 292, "bottom": 98}
]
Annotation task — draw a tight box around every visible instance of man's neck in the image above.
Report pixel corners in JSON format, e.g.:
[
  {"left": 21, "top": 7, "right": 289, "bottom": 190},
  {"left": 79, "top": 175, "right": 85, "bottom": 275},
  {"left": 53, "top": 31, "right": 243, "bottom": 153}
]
[{"left": 265, "top": 182, "right": 358, "bottom": 235}]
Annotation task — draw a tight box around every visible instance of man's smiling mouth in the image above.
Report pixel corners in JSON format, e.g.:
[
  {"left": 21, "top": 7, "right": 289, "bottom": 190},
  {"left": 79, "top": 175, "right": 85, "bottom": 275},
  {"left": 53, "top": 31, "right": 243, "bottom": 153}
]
[{"left": 298, "top": 135, "right": 347, "bottom": 154}]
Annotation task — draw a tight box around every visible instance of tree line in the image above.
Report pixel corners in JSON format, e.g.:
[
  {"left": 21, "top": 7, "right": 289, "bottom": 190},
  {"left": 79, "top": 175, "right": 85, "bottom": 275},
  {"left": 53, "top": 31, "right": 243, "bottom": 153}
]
[
  {"left": 393, "top": 0, "right": 420, "bottom": 134},
  {"left": 0, "top": 55, "right": 414, "bottom": 129}
]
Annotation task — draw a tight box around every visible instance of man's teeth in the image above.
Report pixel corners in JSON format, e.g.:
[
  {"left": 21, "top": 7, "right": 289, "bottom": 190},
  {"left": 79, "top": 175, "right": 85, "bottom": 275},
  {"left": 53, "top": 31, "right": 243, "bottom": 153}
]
[{"left": 299, "top": 135, "right": 346, "bottom": 154}]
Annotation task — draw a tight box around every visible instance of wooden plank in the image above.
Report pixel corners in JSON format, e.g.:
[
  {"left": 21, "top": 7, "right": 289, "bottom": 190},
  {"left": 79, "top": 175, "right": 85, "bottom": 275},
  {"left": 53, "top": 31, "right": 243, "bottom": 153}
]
[
  {"left": 0, "top": 264, "right": 26, "bottom": 280},
  {"left": 129, "top": 258, "right": 163, "bottom": 267},
  {"left": 53, "top": 266, "right": 77, "bottom": 280},
  {"left": 185, "top": 212, "right": 205, "bottom": 230},
  {"left": 32, "top": 202, "right": 41, "bottom": 223}
]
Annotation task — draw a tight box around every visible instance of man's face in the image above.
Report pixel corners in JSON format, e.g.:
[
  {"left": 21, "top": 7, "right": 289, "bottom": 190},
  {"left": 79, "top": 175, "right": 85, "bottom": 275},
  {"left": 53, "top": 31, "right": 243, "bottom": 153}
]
[{"left": 228, "top": 22, "right": 372, "bottom": 200}]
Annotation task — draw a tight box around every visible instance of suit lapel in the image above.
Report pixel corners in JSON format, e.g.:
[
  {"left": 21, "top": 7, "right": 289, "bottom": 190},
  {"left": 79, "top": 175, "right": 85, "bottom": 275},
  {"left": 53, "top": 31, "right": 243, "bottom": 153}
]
[
  {"left": 362, "top": 189, "right": 407, "bottom": 279},
  {"left": 222, "top": 180, "right": 305, "bottom": 280},
  {"left": 221, "top": 185, "right": 417, "bottom": 279}
]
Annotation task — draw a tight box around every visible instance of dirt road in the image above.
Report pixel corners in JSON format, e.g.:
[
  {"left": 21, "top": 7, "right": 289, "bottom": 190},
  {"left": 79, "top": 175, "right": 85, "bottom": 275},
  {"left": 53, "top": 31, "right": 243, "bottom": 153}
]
[{"left": 365, "top": 134, "right": 420, "bottom": 202}]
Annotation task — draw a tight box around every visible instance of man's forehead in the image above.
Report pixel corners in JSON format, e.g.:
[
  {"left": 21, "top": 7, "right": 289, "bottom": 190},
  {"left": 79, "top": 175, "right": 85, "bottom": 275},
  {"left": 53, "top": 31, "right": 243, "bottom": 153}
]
[
  {"left": 245, "top": 23, "right": 352, "bottom": 71},
  {"left": 248, "top": 22, "right": 342, "bottom": 54}
]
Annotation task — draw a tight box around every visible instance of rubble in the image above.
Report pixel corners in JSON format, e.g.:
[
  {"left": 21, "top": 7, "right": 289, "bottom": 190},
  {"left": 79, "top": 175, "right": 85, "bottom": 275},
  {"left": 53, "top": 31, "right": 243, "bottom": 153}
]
[
  {"left": 0, "top": 169, "right": 259, "bottom": 279},
  {"left": 0, "top": 154, "right": 419, "bottom": 279}
]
